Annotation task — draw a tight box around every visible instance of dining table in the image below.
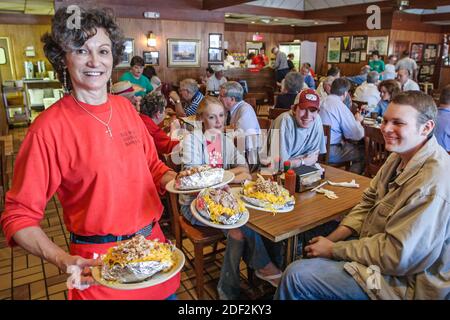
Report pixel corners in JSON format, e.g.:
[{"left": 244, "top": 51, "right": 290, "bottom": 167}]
[{"left": 243, "top": 165, "right": 371, "bottom": 266}]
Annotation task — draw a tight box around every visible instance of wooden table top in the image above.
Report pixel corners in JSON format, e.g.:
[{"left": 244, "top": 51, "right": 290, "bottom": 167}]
[{"left": 244, "top": 165, "right": 371, "bottom": 242}]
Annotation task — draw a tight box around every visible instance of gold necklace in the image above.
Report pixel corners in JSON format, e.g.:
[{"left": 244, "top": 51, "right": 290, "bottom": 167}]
[{"left": 71, "top": 94, "right": 113, "bottom": 138}]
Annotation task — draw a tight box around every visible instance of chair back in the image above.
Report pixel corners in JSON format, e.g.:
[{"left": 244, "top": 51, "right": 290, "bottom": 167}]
[
  {"left": 268, "top": 107, "right": 288, "bottom": 120},
  {"left": 351, "top": 99, "right": 366, "bottom": 114},
  {"left": 257, "top": 117, "right": 272, "bottom": 130},
  {"left": 364, "top": 126, "right": 389, "bottom": 177},
  {"left": 320, "top": 124, "right": 331, "bottom": 164}
]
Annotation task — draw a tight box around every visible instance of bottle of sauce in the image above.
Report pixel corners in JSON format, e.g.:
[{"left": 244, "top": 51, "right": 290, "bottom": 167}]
[
  {"left": 284, "top": 169, "right": 296, "bottom": 196},
  {"left": 283, "top": 160, "right": 291, "bottom": 173}
]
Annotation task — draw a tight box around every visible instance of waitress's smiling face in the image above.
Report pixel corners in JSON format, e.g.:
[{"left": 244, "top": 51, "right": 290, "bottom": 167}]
[{"left": 65, "top": 28, "right": 113, "bottom": 99}]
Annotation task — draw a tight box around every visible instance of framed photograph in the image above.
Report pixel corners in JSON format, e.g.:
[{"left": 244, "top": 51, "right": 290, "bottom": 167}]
[
  {"left": 167, "top": 39, "right": 201, "bottom": 68},
  {"left": 350, "top": 51, "right": 361, "bottom": 63},
  {"left": 410, "top": 43, "right": 424, "bottom": 63},
  {"left": 327, "top": 37, "right": 341, "bottom": 63},
  {"left": 340, "top": 51, "right": 350, "bottom": 63},
  {"left": 360, "top": 52, "right": 367, "bottom": 62},
  {"left": 0, "top": 47, "right": 6, "bottom": 64},
  {"left": 341, "top": 36, "right": 352, "bottom": 51},
  {"left": 351, "top": 35, "right": 367, "bottom": 51},
  {"left": 118, "top": 38, "right": 134, "bottom": 67},
  {"left": 424, "top": 44, "right": 438, "bottom": 63},
  {"left": 143, "top": 51, "right": 159, "bottom": 65},
  {"left": 209, "top": 33, "right": 222, "bottom": 49},
  {"left": 367, "top": 36, "right": 389, "bottom": 56},
  {"left": 393, "top": 41, "right": 410, "bottom": 57},
  {"left": 208, "top": 48, "right": 223, "bottom": 62}
]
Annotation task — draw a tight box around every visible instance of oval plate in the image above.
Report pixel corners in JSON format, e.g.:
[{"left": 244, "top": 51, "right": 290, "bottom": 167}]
[
  {"left": 166, "top": 170, "right": 235, "bottom": 194},
  {"left": 189, "top": 199, "right": 249, "bottom": 229},
  {"left": 230, "top": 187, "right": 294, "bottom": 213},
  {"left": 91, "top": 248, "right": 185, "bottom": 290}
]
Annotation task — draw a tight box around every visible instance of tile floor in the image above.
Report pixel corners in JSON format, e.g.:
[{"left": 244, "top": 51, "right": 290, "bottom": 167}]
[{"left": 0, "top": 123, "right": 275, "bottom": 300}]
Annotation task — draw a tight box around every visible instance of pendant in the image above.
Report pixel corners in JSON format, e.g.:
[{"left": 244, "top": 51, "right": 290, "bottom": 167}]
[{"left": 106, "top": 126, "right": 112, "bottom": 138}]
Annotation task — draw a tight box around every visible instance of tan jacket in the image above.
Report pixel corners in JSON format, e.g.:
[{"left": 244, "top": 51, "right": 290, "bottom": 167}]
[{"left": 332, "top": 137, "right": 450, "bottom": 300}]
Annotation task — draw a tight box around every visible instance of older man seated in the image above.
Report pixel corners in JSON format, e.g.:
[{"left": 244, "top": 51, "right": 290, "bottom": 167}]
[
  {"left": 319, "top": 78, "right": 365, "bottom": 174},
  {"left": 275, "top": 72, "right": 304, "bottom": 109},
  {"left": 345, "top": 65, "right": 371, "bottom": 86},
  {"left": 436, "top": 84, "right": 450, "bottom": 151},
  {"left": 353, "top": 71, "right": 381, "bottom": 107},
  {"left": 169, "top": 78, "right": 204, "bottom": 117},
  {"left": 276, "top": 91, "right": 450, "bottom": 300},
  {"left": 397, "top": 68, "right": 420, "bottom": 91},
  {"left": 206, "top": 65, "right": 227, "bottom": 93},
  {"left": 268, "top": 89, "right": 326, "bottom": 169}
]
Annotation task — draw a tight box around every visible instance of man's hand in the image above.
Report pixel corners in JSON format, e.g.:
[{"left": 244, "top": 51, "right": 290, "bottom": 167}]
[
  {"left": 304, "top": 236, "right": 334, "bottom": 259},
  {"left": 354, "top": 111, "right": 364, "bottom": 123},
  {"left": 169, "top": 91, "right": 181, "bottom": 103}
]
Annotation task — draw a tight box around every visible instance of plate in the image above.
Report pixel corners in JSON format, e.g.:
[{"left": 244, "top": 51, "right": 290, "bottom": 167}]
[
  {"left": 190, "top": 199, "right": 249, "bottom": 229},
  {"left": 166, "top": 170, "right": 235, "bottom": 194},
  {"left": 91, "top": 248, "right": 185, "bottom": 290},
  {"left": 230, "top": 187, "right": 295, "bottom": 213}
]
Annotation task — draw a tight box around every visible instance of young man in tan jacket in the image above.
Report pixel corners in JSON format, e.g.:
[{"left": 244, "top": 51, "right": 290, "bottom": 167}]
[{"left": 276, "top": 91, "right": 450, "bottom": 300}]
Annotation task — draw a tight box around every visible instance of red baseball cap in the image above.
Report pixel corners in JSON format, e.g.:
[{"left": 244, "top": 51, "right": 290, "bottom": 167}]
[{"left": 293, "top": 89, "right": 320, "bottom": 111}]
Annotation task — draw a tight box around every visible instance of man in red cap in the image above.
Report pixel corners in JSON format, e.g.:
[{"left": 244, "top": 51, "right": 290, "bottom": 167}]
[{"left": 265, "top": 88, "right": 326, "bottom": 169}]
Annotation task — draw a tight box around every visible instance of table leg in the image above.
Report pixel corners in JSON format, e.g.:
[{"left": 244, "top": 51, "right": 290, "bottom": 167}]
[{"left": 284, "top": 235, "right": 298, "bottom": 267}]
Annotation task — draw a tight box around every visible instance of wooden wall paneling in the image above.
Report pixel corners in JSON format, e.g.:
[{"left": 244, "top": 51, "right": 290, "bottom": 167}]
[{"left": 0, "top": 24, "right": 52, "bottom": 80}]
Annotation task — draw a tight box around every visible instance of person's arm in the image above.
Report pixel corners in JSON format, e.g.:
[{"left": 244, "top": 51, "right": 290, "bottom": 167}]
[
  {"left": 230, "top": 165, "right": 251, "bottom": 183},
  {"left": 340, "top": 103, "right": 365, "bottom": 141},
  {"left": 169, "top": 91, "right": 186, "bottom": 117},
  {"left": 333, "top": 192, "right": 449, "bottom": 275}
]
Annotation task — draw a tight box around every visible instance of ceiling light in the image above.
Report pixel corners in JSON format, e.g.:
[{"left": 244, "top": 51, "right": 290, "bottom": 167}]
[
  {"left": 261, "top": 18, "right": 271, "bottom": 24},
  {"left": 291, "top": 24, "right": 295, "bottom": 27},
  {"left": 314, "top": 21, "right": 319, "bottom": 25},
  {"left": 251, "top": 21, "right": 256, "bottom": 24},
  {"left": 274, "top": 18, "right": 279, "bottom": 22},
  {"left": 225, "top": 14, "right": 230, "bottom": 17}
]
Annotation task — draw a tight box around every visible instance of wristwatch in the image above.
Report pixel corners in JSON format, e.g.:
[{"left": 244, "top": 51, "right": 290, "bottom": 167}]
[{"left": 175, "top": 99, "right": 181, "bottom": 104}]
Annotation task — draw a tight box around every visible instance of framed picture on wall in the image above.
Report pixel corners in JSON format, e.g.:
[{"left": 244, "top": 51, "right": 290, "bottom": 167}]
[
  {"left": 167, "top": 39, "right": 201, "bottom": 67},
  {"left": 367, "top": 36, "right": 389, "bottom": 56},
  {"left": 143, "top": 51, "right": 159, "bottom": 65},
  {"left": 117, "top": 38, "right": 134, "bottom": 67},
  {"left": 360, "top": 52, "right": 367, "bottom": 61},
  {"left": 351, "top": 35, "right": 367, "bottom": 51},
  {"left": 209, "top": 33, "right": 222, "bottom": 49},
  {"left": 327, "top": 37, "right": 341, "bottom": 63},
  {"left": 410, "top": 43, "right": 424, "bottom": 63},
  {"left": 340, "top": 51, "right": 350, "bottom": 63},
  {"left": 393, "top": 41, "right": 410, "bottom": 57},
  {"left": 350, "top": 51, "right": 361, "bottom": 63},
  {"left": 341, "top": 36, "right": 352, "bottom": 51},
  {"left": 208, "top": 48, "right": 223, "bottom": 62}
]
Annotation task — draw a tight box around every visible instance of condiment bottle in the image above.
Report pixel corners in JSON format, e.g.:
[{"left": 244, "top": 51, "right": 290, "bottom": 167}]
[
  {"left": 284, "top": 169, "right": 296, "bottom": 196},
  {"left": 283, "top": 160, "right": 291, "bottom": 173}
]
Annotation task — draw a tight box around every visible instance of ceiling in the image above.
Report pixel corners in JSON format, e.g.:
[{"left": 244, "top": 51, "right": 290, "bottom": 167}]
[
  {"left": 1, "top": 0, "right": 450, "bottom": 26},
  {"left": 0, "top": 0, "right": 54, "bottom": 15}
]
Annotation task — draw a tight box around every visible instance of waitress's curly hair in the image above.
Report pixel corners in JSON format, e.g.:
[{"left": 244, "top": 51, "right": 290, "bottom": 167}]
[{"left": 41, "top": 6, "right": 125, "bottom": 91}]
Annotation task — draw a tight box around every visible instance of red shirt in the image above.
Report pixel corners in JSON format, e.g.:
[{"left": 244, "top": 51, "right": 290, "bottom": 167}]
[
  {"left": 252, "top": 55, "right": 266, "bottom": 68},
  {"left": 139, "top": 113, "right": 179, "bottom": 156},
  {"left": 1, "top": 94, "right": 179, "bottom": 299}
]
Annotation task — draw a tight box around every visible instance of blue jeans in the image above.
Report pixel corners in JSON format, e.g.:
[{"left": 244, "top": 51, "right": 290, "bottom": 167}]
[
  {"left": 329, "top": 142, "right": 365, "bottom": 174},
  {"left": 217, "top": 225, "right": 274, "bottom": 300},
  {"left": 275, "top": 258, "right": 369, "bottom": 300}
]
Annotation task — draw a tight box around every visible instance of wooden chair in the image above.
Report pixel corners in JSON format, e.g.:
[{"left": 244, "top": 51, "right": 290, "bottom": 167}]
[
  {"left": 244, "top": 97, "right": 257, "bottom": 114},
  {"left": 199, "top": 84, "right": 206, "bottom": 96},
  {"left": 168, "top": 192, "right": 226, "bottom": 299},
  {"left": 268, "top": 107, "right": 288, "bottom": 120},
  {"left": 364, "top": 126, "right": 389, "bottom": 177},
  {"left": 257, "top": 117, "right": 272, "bottom": 130},
  {"left": 319, "top": 124, "right": 351, "bottom": 170},
  {"left": 351, "top": 99, "right": 366, "bottom": 115}
]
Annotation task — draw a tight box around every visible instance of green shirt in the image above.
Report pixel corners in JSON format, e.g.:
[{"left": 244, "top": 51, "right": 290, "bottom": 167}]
[
  {"left": 119, "top": 71, "right": 153, "bottom": 97},
  {"left": 369, "top": 59, "right": 385, "bottom": 73}
]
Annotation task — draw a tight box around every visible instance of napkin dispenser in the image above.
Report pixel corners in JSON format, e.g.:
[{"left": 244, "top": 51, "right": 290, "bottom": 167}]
[{"left": 292, "top": 165, "right": 324, "bottom": 192}]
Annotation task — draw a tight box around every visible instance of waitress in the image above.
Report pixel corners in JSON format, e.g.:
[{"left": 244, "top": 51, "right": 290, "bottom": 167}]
[{"left": 1, "top": 7, "right": 179, "bottom": 300}]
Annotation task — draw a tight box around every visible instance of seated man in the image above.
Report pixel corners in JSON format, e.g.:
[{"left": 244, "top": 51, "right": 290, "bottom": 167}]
[
  {"left": 206, "top": 65, "right": 227, "bottom": 93},
  {"left": 435, "top": 84, "right": 450, "bottom": 151},
  {"left": 353, "top": 71, "right": 381, "bottom": 107},
  {"left": 345, "top": 65, "right": 371, "bottom": 86},
  {"left": 317, "top": 76, "right": 335, "bottom": 103},
  {"left": 276, "top": 91, "right": 450, "bottom": 300},
  {"left": 300, "top": 65, "right": 316, "bottom": 89},
  {"left": 269, "top": 89, "right": 326, "bottom": 169},
  {"left": 169, "top": 78, "right": 204, "bottom": 117},
  {"left": 368, "top": 50, "right": 385, "bottom": 74},
  {"left": 219, "top": 81, "right": 261, "bottom": 167},
  {"left": 318, "top": 66, "right": 352, "bottom": 110},
  {"left": 397, "top": 68, "right": 420, "bottom": 91},
  {"left": 319, "top": 78, "right": 365, "bottom": 174},
  {"left": 275, "top": 72, "right": 304, "bottom": 109}
]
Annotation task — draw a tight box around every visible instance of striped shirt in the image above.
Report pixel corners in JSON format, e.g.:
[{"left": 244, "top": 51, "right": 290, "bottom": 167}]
[{"left": 184, "top": 90, "right": 204, "bottom": 116}]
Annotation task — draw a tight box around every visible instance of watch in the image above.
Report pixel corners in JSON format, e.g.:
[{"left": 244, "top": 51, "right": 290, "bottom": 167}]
[{"left": 175, "top": 99, "right": 181, "bottom": 104}]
